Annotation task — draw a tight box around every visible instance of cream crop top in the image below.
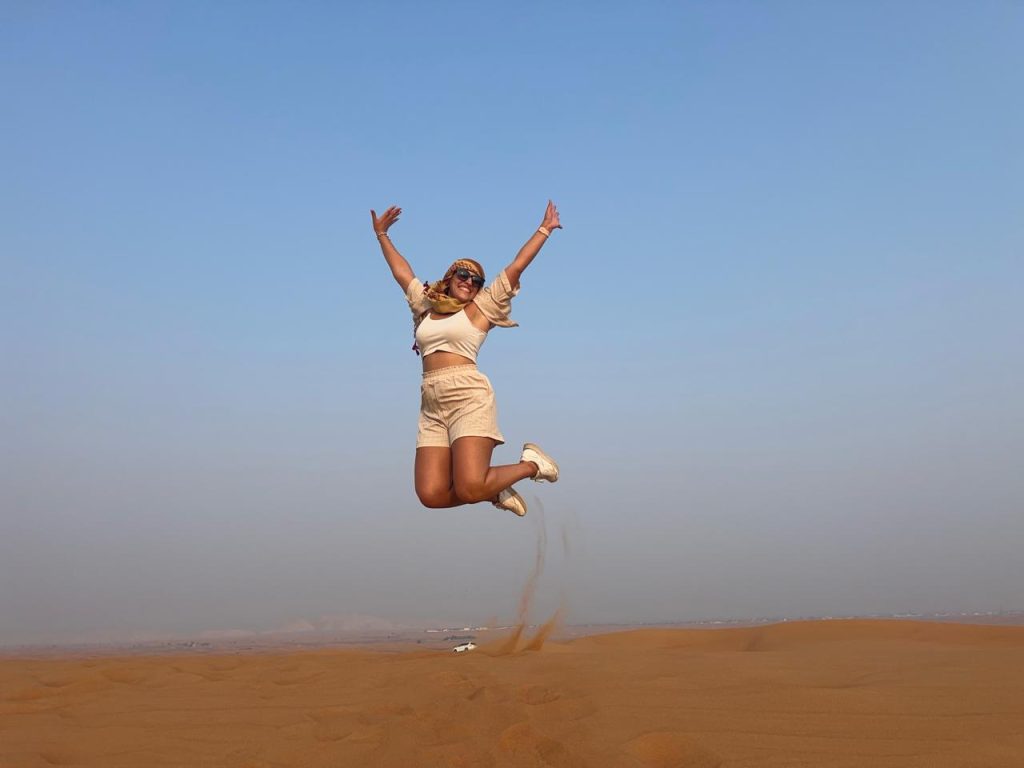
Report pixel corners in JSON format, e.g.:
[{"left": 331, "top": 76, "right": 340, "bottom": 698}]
[
  {"left": 405, "top": 271, "right": 521, "bottom": 359},
  {"left": 414, "top": 310, "right": 488, "bottom": 361}
]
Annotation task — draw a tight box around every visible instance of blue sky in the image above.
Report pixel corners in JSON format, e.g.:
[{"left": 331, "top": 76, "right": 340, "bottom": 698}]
[{"left": 2, "top": 2, "right": 1022, "bottom": 644}]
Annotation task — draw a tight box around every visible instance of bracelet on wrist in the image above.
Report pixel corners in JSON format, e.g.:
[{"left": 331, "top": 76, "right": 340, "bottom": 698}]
[
  {"left": 537, "top": 226, "right": 550, "bottom": 237},
  {"left": 376, "top": 231, "right": 390, "bottom": 239}
]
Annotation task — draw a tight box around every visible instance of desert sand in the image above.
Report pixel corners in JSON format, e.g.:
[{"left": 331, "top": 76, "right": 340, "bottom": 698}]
[{"left": 3, "top": 619, "right": 1024, "bottom": 767}]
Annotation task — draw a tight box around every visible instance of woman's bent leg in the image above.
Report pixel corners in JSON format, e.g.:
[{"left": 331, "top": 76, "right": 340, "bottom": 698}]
[
  {"left": 415, "top": 447, "right": 463, "bottom": 508},
  {"left": 451, "top": 436, "right": 537, "bottom": 504}
]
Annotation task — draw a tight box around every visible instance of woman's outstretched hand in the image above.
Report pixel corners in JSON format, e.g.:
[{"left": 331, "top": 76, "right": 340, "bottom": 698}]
[
  {"left": 540, "top": 200, "right": 561, "bottom": 231},
  {"left": 371, "top": 205, "right": 402, "bottom": 235}
]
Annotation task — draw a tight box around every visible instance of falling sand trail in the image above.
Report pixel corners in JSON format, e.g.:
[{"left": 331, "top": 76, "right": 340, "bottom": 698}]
[{"left": 485, "top": 497, "right": 568, "bottom": 657}]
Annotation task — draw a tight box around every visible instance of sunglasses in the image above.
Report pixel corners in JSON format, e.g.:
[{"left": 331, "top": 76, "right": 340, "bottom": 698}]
[{"left": 454, "top": 267, "right": 485, "bottom": 288}]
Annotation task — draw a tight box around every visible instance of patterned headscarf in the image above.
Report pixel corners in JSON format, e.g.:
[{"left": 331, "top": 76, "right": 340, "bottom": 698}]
[{"left": 422, "top": 259, "right": 486, "bottom": 315}]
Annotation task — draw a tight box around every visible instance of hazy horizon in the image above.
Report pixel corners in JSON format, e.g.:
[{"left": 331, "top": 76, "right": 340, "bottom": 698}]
[{"left": 7, "top": 600, "right": 1023, "bottom": 650}]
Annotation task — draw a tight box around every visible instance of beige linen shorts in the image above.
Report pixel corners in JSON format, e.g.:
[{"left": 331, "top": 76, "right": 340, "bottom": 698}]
[{"left": 417, "top": 365, "right": 505, "bottom": 448}]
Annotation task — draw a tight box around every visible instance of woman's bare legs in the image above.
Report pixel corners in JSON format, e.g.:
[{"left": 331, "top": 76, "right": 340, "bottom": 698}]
[
  {"left": 415, "top": 447, "right": 461, "bottom": 508},
  {"left": 452, "top": 437, "right": 537, "bottom": 503},
  {"left": 414, "top": 438, "right": 537, "bottom": 509}
]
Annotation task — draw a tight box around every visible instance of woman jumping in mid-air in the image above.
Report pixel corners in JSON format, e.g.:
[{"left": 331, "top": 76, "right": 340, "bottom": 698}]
[{"left": 371, "top": 200, "right": 562, "bottom": 517}]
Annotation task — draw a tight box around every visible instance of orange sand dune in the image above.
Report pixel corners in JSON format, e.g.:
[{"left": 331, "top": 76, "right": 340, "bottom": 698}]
[{"left": 3, "top": 619, "right": 1023, "bottom": 767}]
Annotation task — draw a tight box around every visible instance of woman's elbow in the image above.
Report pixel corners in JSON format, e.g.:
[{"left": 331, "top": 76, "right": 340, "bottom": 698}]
[{"left": 504, "top": 266, "right": 522, "bottom": 289}]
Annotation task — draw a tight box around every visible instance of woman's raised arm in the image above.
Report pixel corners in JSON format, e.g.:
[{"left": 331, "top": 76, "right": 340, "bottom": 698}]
[
  {"left": 504, "top": 200, "right": 561, "bottom": 289},
  {"left": 371, "top": 205, "right": 415, "bottom": 291}
]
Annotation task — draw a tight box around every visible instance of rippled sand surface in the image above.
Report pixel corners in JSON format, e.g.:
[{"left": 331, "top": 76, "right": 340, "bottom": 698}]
[{"left": 3, "top": 620, "right": 1023, "bottom": 767}]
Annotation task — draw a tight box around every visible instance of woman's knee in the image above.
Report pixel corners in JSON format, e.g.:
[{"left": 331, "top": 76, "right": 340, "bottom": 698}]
[
  {"left": 416, "top": 484, "right": 451, "bottom": 509},
  {"left": 453, "top": 476, "right": 489, "bottom": 504}
]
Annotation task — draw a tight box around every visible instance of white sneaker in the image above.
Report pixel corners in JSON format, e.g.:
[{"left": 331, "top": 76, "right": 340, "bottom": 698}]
[
  {"left": 493, "top": 487, "right": 527, "bottom": 517},
  {"left": 521, "top": 443, "right": 559, "bottom": 483}
]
